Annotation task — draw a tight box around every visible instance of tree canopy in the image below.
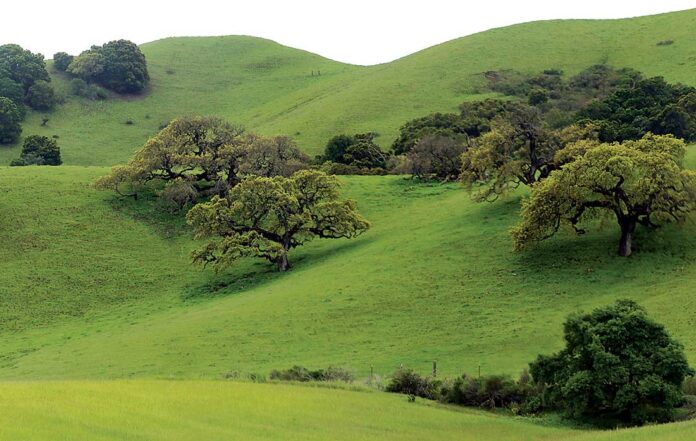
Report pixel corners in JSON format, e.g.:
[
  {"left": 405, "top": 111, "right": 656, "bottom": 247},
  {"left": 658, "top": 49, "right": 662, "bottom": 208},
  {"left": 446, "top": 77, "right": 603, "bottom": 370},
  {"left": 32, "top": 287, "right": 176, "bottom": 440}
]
[
  {"left": 578, "top": 76, "right": 696, "bottom": 142},
  {"left": 187, "top": 170, "right": 370, "bottom": 271},
  {"left": 512, "top": 134, "right": 696, "bottom": 256},
  {"left": 322, "top": 132, "right": 387, "bottom": 171},
  {"left": 0, "top": 97, "right": 22, "bottom": 144},
  {"left": 402, "top": 134, "right": 468, "bottom": 181},
  {"left": 0, "top": 44, "right": 50, "bottom": 92},
  {"left": 530, "top": 300, "right": 694, "bottom": 425},
  {"left": 52, "top": 52, "right": 74, "bottom": 72},
  {"left": 95, "top": 116, "right": 310, "bottom": 207},
  {"left": 68, "top": 40, "right": 149, "bottom": 94},
  {"left": 11, "top": 135, "right": 62, "bottom": 166}
]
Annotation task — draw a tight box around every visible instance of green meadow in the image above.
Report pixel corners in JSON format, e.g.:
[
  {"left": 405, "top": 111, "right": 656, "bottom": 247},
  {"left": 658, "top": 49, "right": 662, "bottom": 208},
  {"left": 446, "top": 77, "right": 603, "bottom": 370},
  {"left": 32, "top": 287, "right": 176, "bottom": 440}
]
[{"left": 0, "top": 8, "right": 695, "bottom": 440}]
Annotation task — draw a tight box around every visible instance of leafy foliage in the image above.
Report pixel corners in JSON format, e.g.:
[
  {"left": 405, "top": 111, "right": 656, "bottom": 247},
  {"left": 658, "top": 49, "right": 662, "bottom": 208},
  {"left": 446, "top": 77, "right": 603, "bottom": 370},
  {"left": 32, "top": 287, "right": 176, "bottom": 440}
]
[
  {"left": 11, "top": 135, "right": 62, "bottom": 166},
  {"left": 460, "top": 103, "right": 561, "bottom": 201},
  {"left": 530, "top": 300, "right": 694, "bottom": 425},
  {"left": 401, "top": 134, "right": 468, "bottom": 181},
  {"left": 187, "top": 170, "right": 370, "bottom": 271},
  {"left": 0, "top": 97, "right": 22, "bottom": 144},
  {"left": 578, "top": 77, "right": 696, "bottom": 141},
  {"left": 269, "top": 365, "right": 354, "bottom": 382},
  {"left": 25, "top": 80, "right": 57, "bottom": 111},
  {"left": 52, "top": 52, "right": 74, "bottom": 72},
  {"left": 0, "top": 44, "right": 50, "bottom": 92},
  {"left": 322, "top": 132, "right": 387, "bottom": 170},
  {"left": 95, "top": 116, "right": 310, "bottom": 207},
  {"left": 512, "top": 134, "right": 696, "bottom": 256},
  {"left": 392, "top": 113, "right": 471, "bottom": 155},
  {"left": 69, "top": 40, "right": 149, "bottom": 94}
]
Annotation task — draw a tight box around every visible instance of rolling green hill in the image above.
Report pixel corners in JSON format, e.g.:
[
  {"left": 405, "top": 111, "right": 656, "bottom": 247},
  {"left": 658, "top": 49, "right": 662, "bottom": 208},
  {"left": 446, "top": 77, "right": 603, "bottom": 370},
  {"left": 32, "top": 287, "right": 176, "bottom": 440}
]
[
  {"left": 0, "top": 9, "right": 695, "bottom": 441},
  {"left": 1, "top": 9, "right": 695, "bottom": 166}
]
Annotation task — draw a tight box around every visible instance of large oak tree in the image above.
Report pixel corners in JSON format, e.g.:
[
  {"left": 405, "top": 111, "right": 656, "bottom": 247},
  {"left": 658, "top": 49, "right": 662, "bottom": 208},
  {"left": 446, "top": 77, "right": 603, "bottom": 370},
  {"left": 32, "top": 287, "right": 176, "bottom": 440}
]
[{"left": 512, "top": 134, "right": 696, "bottom": 256}]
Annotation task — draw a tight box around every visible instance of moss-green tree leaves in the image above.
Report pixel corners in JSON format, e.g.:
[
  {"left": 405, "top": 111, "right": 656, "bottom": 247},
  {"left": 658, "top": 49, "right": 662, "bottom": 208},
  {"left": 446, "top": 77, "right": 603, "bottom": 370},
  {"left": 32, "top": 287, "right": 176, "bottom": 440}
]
[
  {"left": 187, "top": 170, "right": 370, "bottom": 271},
  {"left": 512, "top": 134, "right": 696, "bottom": 256}
]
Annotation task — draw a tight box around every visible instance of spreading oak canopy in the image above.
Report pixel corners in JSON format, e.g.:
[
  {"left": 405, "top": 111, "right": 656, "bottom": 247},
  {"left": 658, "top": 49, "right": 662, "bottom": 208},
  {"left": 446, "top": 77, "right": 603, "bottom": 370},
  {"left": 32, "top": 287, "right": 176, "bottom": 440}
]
[
  {"left": 512, "top": 134, "right": 696, "bottom": 256},
  {"left": 186, "top": 170, "right": 370, "bottom": 271}
]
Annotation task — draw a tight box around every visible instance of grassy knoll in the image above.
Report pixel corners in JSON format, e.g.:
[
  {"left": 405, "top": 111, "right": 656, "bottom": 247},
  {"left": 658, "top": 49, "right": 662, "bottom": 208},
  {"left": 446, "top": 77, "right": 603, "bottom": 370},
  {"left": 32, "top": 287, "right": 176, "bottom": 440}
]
[
  {"left": 1, "top": 9, "right": 694, "bottom": 165},
  {"left": 0, "top": 380, "right": 694, "bottom": 441},
  {"left": 0, "top": 149, "right": 693, "bottom": 379}
]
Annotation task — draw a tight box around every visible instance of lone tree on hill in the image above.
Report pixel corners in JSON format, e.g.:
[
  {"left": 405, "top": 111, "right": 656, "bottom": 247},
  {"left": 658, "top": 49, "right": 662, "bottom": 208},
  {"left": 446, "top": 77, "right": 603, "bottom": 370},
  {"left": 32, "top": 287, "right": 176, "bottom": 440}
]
[
  {"left": 68, "top": 40, "right": 149, "bottom": 94},
  {"left": 512, "top": 134, "right": 696, "bottom": 257},
  {"left": 187, "top": 170, "right": 370, "bottom": 271},
  {"left": 11, "top": 135, "right": 62, "bottom": 166},
  {"left": 531, "top": 300, "right": 694, "bottom": 425}
]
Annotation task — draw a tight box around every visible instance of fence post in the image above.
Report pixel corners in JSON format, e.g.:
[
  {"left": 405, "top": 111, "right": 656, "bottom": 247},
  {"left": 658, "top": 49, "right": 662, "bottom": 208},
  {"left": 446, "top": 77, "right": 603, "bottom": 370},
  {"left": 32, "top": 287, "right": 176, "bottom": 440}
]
[{"left": 432, "top": 361, "right": 437, "bottom": 378}]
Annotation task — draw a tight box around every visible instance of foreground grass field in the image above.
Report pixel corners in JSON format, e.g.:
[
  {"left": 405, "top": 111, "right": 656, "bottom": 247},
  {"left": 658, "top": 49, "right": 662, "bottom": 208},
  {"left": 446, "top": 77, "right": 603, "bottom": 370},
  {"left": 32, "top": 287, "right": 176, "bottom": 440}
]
[
  {"left": 1, "top": 9, "right": 694, "bottom": 165},
  {"left": 0, "top": 381, "right": 694, "bottom": 441},
  {"left": 0, "top": 148, "right": 693, "bottom": 380}
]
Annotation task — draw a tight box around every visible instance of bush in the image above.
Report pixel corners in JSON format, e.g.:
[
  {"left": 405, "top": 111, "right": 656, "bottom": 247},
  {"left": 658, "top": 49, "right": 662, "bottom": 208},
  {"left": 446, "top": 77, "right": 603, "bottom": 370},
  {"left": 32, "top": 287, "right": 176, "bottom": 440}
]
[
  {"left": 11, "top": 135, "right": 62, "bottom": 166},
  {"left": 269, "top": 365, "right": 354, "bottom": 383},
  {"left": 53, "top": 52, "right": 74, "bottom": 71},
  {"left": 25, "top": 80, "right": 56, "bottom": 110},
  {"left": 322, "top": 132, "right": 387, "bottom": 169},
  {"left": 385, "top": 368, "right": 441, "bottom": 400},
  {"left": 68, "top": 39, "right": 149, "bottom": 94},
  {"left": 403, "top": 134, "right": 467, "bottom": 181},
  {"left": 70, "top": 78, "right": 108, "bottom": 100},
  {"left": 0, "top": 97, "right": 22, "bottom": 144}
]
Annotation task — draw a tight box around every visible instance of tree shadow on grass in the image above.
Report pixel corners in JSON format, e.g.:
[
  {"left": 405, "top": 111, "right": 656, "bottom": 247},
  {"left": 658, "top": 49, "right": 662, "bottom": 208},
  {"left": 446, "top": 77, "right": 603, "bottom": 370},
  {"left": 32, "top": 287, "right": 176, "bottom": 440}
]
[
  {"left": 104, "top": 191, "right": 191, "bottom": 239},
  {"left": 181, "top": 236, "right": 371, "bottom": 301}
]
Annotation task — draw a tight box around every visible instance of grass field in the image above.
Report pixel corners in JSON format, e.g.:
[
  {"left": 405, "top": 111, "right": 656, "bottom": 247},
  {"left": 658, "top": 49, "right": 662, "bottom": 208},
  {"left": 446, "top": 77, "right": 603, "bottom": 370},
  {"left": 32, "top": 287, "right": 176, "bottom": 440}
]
[
  {"left": 0, "top": 9, "right": 695, "bottom": 440},
  {"left": 0, "top": 381, "right": 694, "bottom": 441},
  {"left": 1, "top": 9, "right": 694, "bottom": 165}
]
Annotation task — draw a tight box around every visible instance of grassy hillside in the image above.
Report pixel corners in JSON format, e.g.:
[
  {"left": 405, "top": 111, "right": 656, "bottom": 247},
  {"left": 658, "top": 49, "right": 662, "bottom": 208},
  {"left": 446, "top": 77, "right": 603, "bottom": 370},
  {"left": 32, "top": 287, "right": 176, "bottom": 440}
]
[
  {"left": 1, "top": 381, "right": 695, "bottom": 441},
  {"left": 1, "top": 9, "right": 694, "bottom": 166},
  {"left": 0, "top": 151, "right": 693, "bottom": 380}
]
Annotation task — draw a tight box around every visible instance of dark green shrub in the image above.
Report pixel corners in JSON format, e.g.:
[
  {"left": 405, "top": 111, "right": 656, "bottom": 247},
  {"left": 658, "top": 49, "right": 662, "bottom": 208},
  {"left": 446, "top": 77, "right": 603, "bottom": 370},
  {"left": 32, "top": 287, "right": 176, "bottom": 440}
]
[
  {"left": 53, "top": 52, "right": 74, "bottom": 71},
  {"left": 25, "top": 80, "right": 56, "bottom": 110},
  {"left": 0, "top": 97, "right": 22, "bottom": 144},
  {"left": 269, "top": 365, "right": 354, "bottom": 383},
  {"left": 68, "top": 40, "right": 149, "bottom": 94},
  {"left": 12, "top": 135, "right": 61, "bottom": 166},
  {"left": 530, "top": 300, "right": 694, "bottom": 425},
  {"left": 684, "top": 376, "right": 696, "bottom": 395},
  {"left": 385, "top": 368, "right": 441, "bottom": 400}
]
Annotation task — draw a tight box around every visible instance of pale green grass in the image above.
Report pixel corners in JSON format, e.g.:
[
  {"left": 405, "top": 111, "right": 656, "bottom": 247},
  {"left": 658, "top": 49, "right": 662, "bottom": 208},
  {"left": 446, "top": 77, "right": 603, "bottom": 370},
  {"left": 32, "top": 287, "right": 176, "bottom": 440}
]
[
  {"left": 1, "top": 9, "right": 694, "bottom": 165},
  {"left": 1, "top": 380, "right": 695, "bottom": 441}
]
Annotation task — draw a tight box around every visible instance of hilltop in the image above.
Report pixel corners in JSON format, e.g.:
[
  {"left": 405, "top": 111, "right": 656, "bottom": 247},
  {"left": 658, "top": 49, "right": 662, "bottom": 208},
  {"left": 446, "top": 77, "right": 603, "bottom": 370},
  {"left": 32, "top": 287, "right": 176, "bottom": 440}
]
[{"left": 1, "top": 9, "right": 694, "bottom": 166}]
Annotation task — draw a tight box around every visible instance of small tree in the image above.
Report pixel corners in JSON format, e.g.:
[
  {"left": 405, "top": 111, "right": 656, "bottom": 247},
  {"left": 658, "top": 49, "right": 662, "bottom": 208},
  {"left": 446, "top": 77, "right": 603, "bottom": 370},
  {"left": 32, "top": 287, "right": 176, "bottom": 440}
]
[
  {"left": 52, "top": 52, "right": 74, "bottom": 72},
  {"left": 512, "top": 134, "right": 696, "bottom": 256},
  {"left": 69, "top": 40, "right": 149, "bottom": 94},
  {"left": 25, "top": 80, "right": 56, "bottom": 111},
  {"left": 187, "top": 170, "right": 370, "bottom": 271},
  {"left": 404, "top": 134, "right": 467, "bottom": 181},
  {"left": 0, "top": 44, "right": 50, "bottom": 92},
  {"left": 460, "top": 104, "right": 559, "bottom": 201},
  {"left": 530, "top": 300, "right": 694, "bottom": 425},
  {"left": 11, "top": 135, "right": 62, "bottom": 166},
  {"left": 0, "top": 97, "right": 22, "bottom": 144}
]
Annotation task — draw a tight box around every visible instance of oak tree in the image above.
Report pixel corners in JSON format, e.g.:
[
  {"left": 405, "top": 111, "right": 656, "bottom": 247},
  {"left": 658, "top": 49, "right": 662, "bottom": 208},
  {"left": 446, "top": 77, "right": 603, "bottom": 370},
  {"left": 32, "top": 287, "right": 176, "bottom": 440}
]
[
  {"left": 512, "top": 134, "right": 696, "bottom": 256},
  {"left": 187, "top": 170, "right": 370, "bottom": 271}
]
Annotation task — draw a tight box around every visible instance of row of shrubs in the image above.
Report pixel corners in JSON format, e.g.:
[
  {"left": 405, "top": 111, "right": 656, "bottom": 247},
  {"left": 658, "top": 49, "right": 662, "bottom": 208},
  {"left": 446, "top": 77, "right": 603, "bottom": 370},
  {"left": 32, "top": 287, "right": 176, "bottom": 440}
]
[{"left": 385, "top": 368, "right": 540, "bottom": 414}]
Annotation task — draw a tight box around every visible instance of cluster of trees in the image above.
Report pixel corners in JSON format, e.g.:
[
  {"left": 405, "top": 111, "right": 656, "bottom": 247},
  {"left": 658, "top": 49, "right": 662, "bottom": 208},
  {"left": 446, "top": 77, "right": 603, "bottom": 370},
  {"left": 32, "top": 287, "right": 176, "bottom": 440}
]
[
  {"left": 387, "top": 300, "right": 694, "bottom": 426},
  {"left": 55, "top": 39, "right": 149, "bottom": 95},
  {"left": 0, "top": 44, "right": 56, "bottom": 143},
  {"left": 384, "top": 65, "right": 696, "bottom": 256},
  {"left": 97, "top": 116, "right": 369, "bottom": 271},
  {"left": 319, "top": 132, "right": 388, "bottom": 174}
]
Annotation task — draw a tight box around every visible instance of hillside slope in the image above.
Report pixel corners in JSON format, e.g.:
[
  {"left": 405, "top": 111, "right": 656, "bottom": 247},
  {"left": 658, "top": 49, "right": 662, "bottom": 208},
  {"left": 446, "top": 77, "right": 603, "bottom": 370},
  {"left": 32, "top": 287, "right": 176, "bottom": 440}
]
[
  {"left": 0, "top": 154, "right": 694, "bottom": 379},
  {"left": 2, "top": 9, "right": 694, "bottom": 166}
]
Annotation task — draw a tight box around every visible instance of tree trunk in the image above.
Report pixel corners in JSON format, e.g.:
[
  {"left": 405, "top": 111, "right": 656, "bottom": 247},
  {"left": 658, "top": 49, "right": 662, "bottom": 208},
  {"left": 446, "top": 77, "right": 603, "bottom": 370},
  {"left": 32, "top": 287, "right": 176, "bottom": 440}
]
[
  {"left": 276, "top": 253, "right": 290, "bottom": 272},
  {"left": 618, "top": 218, "right": 636, "bottom": 257}
]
